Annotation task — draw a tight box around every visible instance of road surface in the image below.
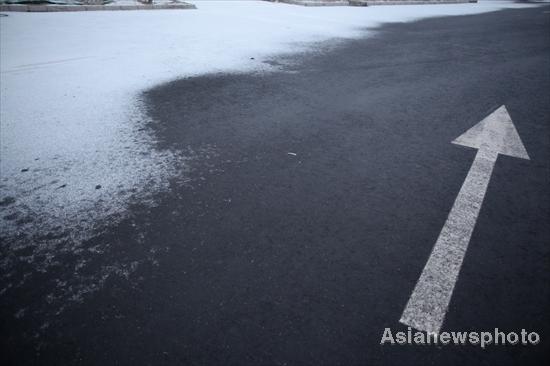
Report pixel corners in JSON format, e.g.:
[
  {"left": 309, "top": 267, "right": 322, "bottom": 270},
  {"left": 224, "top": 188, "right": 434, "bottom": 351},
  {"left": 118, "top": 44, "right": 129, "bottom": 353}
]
[{"left": 3, "top": 5, "right": 549, "bottom": 365}]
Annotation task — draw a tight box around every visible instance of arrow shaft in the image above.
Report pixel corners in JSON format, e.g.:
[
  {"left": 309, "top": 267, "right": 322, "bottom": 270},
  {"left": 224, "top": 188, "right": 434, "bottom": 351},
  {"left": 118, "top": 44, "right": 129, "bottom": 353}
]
[{"left": 400, "top": 148, "right": 498, "bottom": 334}]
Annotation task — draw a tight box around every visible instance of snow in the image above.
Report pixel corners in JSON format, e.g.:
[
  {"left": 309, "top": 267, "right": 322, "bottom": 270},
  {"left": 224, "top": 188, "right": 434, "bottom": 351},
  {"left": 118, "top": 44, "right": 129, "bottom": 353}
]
[{"left": 0, "top": 0, "right": 537, "bottom": 314}]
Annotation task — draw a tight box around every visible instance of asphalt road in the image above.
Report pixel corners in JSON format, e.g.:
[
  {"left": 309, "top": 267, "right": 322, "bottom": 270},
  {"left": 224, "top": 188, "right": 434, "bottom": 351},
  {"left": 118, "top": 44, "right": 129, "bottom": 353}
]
[{"left": 3, "top": 5, "right": 550, "bottom": 366}]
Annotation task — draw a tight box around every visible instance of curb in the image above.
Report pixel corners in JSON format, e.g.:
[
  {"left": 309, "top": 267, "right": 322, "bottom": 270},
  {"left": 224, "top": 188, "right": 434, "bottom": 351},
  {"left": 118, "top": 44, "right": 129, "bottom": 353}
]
[{"left": 0, "top": 3, "right": 196, "bottom": 12}]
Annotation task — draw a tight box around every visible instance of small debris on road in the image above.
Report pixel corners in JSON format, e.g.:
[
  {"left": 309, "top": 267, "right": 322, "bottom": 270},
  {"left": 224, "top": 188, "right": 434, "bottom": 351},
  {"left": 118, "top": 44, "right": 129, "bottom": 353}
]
[{"left": 0, "top": 196, "right": 16, "bottom": 206}]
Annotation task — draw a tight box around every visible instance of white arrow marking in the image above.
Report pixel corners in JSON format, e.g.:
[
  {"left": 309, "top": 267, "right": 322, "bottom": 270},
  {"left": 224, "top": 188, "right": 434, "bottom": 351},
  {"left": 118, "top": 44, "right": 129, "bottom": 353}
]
[{"left": 400, "top": 105, "right": 529, "bottom": 334}]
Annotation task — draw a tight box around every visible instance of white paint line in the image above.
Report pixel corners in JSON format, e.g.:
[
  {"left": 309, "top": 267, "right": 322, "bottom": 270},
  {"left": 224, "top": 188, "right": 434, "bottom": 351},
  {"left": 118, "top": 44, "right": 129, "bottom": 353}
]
[{"left": 400, "top": 105, "right": 529, "bottom": 334}]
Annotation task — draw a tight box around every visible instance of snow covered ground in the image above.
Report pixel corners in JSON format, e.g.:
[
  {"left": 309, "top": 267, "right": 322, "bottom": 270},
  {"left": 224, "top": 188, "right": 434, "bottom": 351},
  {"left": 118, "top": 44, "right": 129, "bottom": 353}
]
[{"left": 0, "top": 0, "right": 537, "bottom": 312}]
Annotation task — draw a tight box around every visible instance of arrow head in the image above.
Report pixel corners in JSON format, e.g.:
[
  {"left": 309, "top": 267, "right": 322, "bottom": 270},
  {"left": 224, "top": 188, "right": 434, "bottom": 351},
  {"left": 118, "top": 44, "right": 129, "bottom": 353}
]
[{"left": 452, "top": 105, "right": 530, "bottom": 160}]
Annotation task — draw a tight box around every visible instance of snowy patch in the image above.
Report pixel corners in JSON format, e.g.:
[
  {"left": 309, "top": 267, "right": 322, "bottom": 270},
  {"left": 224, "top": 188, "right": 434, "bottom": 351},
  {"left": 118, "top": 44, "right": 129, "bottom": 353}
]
[{"left": 0, "top": 0, "right": 536, "bottom": 318}]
